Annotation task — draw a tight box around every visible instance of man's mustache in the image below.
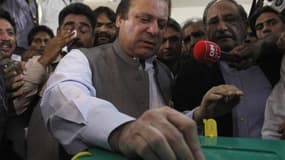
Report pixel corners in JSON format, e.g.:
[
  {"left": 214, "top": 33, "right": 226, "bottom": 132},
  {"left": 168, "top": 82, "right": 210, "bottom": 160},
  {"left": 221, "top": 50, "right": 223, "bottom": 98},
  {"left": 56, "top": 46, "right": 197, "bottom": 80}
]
[
  {"left": 67, "top": 38, "right": 84, "bottom": 50},
  {"left": 0, "top": 40, "right": 12, "bottom": 48},
  {"left": 95, "top": 32, "right": 112, "bottom": 39}
]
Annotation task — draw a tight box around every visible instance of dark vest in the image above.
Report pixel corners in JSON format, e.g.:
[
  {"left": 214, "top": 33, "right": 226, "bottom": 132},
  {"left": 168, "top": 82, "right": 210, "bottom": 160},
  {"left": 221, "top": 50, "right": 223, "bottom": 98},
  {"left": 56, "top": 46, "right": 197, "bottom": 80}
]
[{"left": 80, "top": 40, "right": 173, "bottom": 118}]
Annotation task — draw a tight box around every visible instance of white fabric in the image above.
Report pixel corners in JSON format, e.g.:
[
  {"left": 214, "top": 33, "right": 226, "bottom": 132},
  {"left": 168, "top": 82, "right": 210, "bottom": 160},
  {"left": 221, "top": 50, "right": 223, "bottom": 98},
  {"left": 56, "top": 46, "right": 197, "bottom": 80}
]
[
  {"left": 41, "top": 49, "right": 136, "bottom": 154},
  {"left": 262, "top": 55, "right": 285, "bottom": 139},
  {"left": 145, "top": 58, "right": 166, "bottom": 109}
]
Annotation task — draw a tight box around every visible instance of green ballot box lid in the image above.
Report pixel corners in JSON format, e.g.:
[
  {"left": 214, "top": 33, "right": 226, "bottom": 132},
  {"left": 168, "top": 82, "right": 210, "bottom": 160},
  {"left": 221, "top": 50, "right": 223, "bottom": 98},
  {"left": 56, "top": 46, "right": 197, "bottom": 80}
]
[{"left": 75, "top": 136, "right": 285, "bottom": 160}]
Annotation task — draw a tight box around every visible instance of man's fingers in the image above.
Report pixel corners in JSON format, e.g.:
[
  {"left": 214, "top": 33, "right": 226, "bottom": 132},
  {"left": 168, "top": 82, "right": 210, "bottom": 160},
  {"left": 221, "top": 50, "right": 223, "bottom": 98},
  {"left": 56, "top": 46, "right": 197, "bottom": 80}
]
[
  {"left": 167, "top": 109, "right": 205, "bottom": 160},
  {"left": 136, "top": 117, "right": 176, "bottom": 160},
  {"left": 139, "top": 127, "right": 175, "bottom": 160},
  {"left": 149, "top": 116, "right": 194, "bottom": 160},
  {"left": 209, "top": 85, "right": 243, "bottom": 97},
  {"left": 11, "top": 80, "right": 24, "bottom": 91},
  {"left": 118, "top": 120, "right": 176, "bottom": 160},
  {"left": 131, "top": 134, "right": 160, "bottom": 160},
  {"left": 5, "top": 75, "right": 24, "bottom": 91}
]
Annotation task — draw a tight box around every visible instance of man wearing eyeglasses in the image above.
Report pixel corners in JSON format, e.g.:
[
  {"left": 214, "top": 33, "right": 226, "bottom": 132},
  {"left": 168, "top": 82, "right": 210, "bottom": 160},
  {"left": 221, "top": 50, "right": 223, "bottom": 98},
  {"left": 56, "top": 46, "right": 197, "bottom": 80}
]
[{"left": 157, "top": 18, "right": 182, "bottom": 75}]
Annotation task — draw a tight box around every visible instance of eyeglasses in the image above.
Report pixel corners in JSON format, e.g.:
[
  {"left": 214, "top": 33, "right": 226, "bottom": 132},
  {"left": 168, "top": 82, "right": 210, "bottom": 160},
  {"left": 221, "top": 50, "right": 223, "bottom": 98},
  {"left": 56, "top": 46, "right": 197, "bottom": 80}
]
[{"left": 162, "top": 36, "right": 181, "bottom": 43}]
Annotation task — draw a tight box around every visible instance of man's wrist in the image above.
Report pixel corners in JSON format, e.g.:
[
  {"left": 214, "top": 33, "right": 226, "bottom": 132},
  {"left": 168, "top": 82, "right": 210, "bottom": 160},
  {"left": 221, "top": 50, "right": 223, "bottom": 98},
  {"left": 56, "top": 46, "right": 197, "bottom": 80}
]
[
  {"left": 108, "top": 121, "right": 132, "bottom": 153},
  {"left": 193, "top": 107, "right": 203, "bottom": 122}
]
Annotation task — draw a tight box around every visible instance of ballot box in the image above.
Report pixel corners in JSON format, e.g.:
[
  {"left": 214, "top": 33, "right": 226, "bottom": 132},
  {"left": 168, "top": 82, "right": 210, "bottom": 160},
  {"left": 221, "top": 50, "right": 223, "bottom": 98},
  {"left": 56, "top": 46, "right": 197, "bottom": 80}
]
[{"left": 74, "top": 136, "right": 285, "bottom": 160}]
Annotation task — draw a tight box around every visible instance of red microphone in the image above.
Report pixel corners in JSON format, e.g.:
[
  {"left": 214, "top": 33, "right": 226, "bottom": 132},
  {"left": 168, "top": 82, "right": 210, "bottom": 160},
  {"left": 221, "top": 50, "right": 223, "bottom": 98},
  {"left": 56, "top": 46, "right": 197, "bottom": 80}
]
[{"left": 193, "top": 40, "right": 240, "bottom": 64}]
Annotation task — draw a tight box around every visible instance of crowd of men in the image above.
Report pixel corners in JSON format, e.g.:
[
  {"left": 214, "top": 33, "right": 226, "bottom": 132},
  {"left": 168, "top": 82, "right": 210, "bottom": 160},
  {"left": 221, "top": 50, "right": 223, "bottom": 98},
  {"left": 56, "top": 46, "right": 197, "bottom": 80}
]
[{"left": 1, "top": 0, "right": 285, "bottom": 160}]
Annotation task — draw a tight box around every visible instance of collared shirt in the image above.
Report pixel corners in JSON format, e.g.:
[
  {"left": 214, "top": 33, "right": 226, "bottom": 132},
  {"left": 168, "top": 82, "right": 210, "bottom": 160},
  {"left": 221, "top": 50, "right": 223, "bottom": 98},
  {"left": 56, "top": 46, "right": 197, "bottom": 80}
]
[
  {"left": 41, "top": 49, "right": 165, "bottom": 154},
  {"left": 262, "top": 56, "right": 285, "bottom": 139},
  {"left": 144, "top": 57, "right": 166, "bottom": 108},
  {"left": 219, "top": 61, "right": 272, "bottom": 138}
]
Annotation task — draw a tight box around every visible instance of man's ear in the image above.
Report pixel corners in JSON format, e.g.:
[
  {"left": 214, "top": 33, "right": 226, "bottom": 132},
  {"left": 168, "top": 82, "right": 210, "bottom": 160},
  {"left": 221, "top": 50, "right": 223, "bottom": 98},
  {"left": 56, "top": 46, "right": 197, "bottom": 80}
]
[
  {"left": 56, "top": 27, "right": 60, "bottom": 35},
  {"left": 116, "top": 15, "right": 122, "bottom": 28}
]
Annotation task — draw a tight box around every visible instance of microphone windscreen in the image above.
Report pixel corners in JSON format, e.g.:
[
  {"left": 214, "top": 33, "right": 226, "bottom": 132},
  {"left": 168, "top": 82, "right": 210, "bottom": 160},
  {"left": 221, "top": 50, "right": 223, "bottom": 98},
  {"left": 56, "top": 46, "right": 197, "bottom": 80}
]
[{"left": 193, "top": 40, "right": 221, "bottom": 64}]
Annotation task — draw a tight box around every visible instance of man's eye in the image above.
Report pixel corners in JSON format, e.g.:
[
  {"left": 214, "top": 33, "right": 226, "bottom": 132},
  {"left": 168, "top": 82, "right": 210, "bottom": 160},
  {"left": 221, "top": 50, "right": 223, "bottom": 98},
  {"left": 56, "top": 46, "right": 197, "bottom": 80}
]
[
  {"left": 140, "top": 17, "right": 150, "bottom": 23},
  {"left": 224, "top": 16, "right": 239, "bottom": 23},
  {"left": 169, "top": 36, "right": 180, "bottom": 42},
  {"left": 207, "top": 19, "right": 218, "bottom": 25},
  {"left": 136, "top": 15, "right": 151, "bottom": 23},
  {"left": 255, "top": 24, "right": 263, "bottom": 31},
  {"left": 268, "top": 19, "right": 279, "bottom": 26},
  {"left": 8, "top": 31, "right": 15, "bottom": 36},
  {"left": 105, "top": 23, "right": 116, "bottom": 28},
  {"left": 96, "top": 23, "right": 103, "bottom": 27},
  {"left": 191, "top": 31, "right": 205, "bottom": 37},
  {"left": 158, "top": 21, "right": 167, "bottom": 30}
]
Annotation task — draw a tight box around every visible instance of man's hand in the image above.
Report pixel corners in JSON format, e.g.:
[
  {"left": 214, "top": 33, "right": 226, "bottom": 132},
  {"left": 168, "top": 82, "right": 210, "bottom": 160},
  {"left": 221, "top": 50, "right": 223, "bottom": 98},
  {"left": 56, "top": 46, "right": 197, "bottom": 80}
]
[
  {"left": 22, "top": 48, "right": 41, "bottom": 61},
  {"left": 276, "top": 31, "right": 285, "bottom": 51},
  {"left": 227, "top": 43, "right": 260, "bottom": 70},
  {"left": 278, "top": 121, "right": 285, "bottom": 139},
  {"left": 38, "top": 29, "right": 77, "bottom": 67},
  {"left": 110, "top": 107, "right": 205, "bottom": 160},
  {"left": 194, "top": 85, "right": 243, "bottom": 122}
]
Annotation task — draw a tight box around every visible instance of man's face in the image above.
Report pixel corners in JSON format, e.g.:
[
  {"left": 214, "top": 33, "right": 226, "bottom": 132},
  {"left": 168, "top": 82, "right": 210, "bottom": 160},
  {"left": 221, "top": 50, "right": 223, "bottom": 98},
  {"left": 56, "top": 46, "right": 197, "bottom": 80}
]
[
  {"left": 0, "top": 18, "right": 16, "bottom": 57},
  {"left": 255, "top": 12, "right": 285, "bottom": 39},
  {"left": 158, "top": 26, "right": 181, "bottom": 61},
  {"left": 205, "top": 0, "right": 246, "bottom": 52},
  {"left": 182, "top": 22, "right": 206, "bottom": 55},
  {"left": 94, "top": 12, "right": 117, "bottom": 46},
  {"left": 117, "top": 0, "right": 169, "bottom": 59},
  {"left": 30, "top": 31, "right": 52, "bottom": 54},
  {"left": 59, "top": 14, "right": 94, "bottom": 50},
  {"left": 244, "top": 27, "right": 257, "bottom": 43}
]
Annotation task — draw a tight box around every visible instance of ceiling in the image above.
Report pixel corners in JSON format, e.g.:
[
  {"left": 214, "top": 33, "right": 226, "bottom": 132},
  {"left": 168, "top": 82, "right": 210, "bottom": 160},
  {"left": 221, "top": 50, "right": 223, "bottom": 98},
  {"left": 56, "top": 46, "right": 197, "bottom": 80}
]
[
  {"left": 85, "top": 0, "right": 253, "bottom": 9},
  {"left": 172, "top": 0, "right": 252, "bottom": 7}
]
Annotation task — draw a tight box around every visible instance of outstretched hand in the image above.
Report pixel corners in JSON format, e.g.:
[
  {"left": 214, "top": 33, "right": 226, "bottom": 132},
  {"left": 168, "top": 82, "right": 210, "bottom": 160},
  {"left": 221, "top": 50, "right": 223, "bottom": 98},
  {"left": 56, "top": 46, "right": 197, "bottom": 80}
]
[
  {"left": 194, "top": 84, "right": 243, "bottom": 122},
  {"left": 110, "top": 107, "right": 205, "bottom": 160}
]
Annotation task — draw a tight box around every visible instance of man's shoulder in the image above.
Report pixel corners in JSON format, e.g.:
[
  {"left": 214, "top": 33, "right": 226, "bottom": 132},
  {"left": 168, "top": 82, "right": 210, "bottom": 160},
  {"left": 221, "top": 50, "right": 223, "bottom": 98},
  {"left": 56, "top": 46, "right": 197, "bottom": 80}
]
[
  {"left": 79, "top": 43, "right": 115, "bottom": 59},
  {"left": 81, "top": 43, "right": 113, "bottom": 54}
]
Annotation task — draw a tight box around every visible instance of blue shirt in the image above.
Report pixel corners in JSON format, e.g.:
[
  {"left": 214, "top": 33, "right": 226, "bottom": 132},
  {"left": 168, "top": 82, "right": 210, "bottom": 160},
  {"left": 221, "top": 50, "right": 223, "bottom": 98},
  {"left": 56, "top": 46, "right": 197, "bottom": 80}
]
[{"left": 219, "top": 61, "right": 272, "bottom": 138}]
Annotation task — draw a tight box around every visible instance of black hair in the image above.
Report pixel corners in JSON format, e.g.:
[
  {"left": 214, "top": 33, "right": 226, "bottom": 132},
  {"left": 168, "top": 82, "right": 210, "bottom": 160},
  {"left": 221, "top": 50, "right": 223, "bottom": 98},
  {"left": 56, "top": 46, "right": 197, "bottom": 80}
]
[
  {"left": 93, "top": 6, "right": 116, "bottom": 24},
  {"left": 116, "top": 0, "right": 172, "bottom": 20},
  {"left": 27, "top": 25, "right": 54, "bottom": 45},
  {"left": 182, "top": 18, "right": 203, "bottom": 31},
  {"left": 167, "top": 18, "right": 181, "bottom": 32},
  {"left": 202, "top": 0, "right": 247, "bottom": 25},
  {"left": 0, "top": 8, "right": 16, "bottom": 33},
  {"left": 249, "top": 6, "right": 285, "bottom": 35},
  {"left": 58, "top": 3, "right": 95, "bottom": 28}
]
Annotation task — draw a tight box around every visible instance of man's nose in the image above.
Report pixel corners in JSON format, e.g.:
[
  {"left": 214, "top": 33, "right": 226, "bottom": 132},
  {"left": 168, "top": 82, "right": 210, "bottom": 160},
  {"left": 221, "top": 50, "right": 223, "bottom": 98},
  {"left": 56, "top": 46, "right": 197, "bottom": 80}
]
[
  {"left": 216, "top": 21, "right": 229, "bottom": 31},
  {"left": 147, "top": 21, "right": 160, "bottom": 35}
]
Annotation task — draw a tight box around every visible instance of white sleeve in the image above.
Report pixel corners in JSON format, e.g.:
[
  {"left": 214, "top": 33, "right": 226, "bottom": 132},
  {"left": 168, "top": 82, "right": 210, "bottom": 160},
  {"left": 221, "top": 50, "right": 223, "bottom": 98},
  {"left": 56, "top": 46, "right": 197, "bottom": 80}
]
[{"left": 40, "top": 49, "right": 135, "bottom": 154}]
